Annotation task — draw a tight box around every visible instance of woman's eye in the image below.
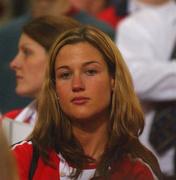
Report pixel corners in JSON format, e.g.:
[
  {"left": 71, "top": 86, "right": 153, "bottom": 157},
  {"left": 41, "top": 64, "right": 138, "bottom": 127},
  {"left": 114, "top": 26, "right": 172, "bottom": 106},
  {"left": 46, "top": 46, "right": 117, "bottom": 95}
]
[
  {"left": 85, "top": 69, "right": 98, "bottom": 76},
  {"left": 59, "top": 72, "right": 71, "bottom": 79},
  {"left": 23, "top": 48, "right": 32, "bottom": 56}
]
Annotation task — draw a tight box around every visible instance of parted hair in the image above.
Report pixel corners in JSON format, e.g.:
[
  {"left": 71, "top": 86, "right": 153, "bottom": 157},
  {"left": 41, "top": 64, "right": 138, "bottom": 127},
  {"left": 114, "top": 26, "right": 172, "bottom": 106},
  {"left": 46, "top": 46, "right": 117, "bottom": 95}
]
[{"left": 30, "top": 25, "right": 162, "bottom": 179}]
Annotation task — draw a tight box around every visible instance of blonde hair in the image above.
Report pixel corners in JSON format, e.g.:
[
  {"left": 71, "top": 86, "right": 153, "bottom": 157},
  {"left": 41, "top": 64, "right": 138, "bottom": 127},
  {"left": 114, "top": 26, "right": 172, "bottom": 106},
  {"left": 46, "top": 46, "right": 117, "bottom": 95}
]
[
  {"left": 0, "top": 124, "right": 18, "bottom": 180},
  {"left": 31, "top": 25, "right": 161, "bottom": 179}
]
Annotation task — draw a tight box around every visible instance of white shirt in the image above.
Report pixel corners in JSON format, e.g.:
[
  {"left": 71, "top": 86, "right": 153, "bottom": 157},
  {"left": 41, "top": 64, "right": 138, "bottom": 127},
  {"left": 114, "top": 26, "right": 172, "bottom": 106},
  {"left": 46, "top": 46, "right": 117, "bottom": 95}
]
[
  {"left": 59, "top": 154, "right": 95, "bottom": 180},
  {"left": 129, "top": 0, "right": 155, "bottom": 13},
  {"left": 116, "top": 0, "right": 176, "bottom": 176},
  {"left": 15, "top": 100, "right": 37, "bottom": 126}
]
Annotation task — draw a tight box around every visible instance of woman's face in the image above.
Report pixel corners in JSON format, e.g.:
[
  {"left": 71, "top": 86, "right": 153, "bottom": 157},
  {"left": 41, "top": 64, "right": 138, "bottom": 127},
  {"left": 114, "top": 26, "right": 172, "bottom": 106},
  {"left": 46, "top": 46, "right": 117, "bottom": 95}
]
[
  {"left": 10, "top": 33, "right": 48, "bottom": 97},
  {"left": 55, "top": 42, "right": 114, "bottom": 123}
]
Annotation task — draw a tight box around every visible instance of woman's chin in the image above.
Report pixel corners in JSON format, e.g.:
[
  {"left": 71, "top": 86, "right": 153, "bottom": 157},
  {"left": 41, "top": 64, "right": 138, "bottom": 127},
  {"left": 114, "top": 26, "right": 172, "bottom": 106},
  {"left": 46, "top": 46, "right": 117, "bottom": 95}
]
[{"left": 16, "top": 88, "right": 31, "bottom": 98}]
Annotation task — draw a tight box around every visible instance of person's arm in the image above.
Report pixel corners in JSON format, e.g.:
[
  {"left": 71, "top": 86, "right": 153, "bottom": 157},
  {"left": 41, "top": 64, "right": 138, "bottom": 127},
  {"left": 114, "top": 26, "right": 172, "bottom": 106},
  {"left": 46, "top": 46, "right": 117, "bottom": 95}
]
[
  {"left": 12, "top": 141, "right": 33, "bottom": 180},
  {"left": 116, "top": 16, "right": 176, "bottom": 101}
]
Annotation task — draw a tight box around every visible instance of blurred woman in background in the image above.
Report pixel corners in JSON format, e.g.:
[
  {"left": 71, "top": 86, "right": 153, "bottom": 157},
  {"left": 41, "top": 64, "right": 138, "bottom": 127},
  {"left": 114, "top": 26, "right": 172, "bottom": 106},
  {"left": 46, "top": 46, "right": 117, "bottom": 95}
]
[{"left": 3, "top": 16, "right": 80, "bottom": 126}]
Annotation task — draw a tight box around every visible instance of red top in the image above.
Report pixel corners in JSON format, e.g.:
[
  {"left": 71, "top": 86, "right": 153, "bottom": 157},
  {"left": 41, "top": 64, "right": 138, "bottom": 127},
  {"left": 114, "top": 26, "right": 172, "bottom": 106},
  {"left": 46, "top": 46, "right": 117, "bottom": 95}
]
[{"left": 12, "top": 141, "right": 157, "bottom": 180}]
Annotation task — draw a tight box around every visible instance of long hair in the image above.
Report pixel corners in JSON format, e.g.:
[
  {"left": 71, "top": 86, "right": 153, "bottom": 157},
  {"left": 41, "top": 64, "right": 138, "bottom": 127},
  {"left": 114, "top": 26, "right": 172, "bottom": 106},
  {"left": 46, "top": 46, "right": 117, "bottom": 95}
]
[{"left": 31, "top": 25, "right": 161, "bottom": 179}]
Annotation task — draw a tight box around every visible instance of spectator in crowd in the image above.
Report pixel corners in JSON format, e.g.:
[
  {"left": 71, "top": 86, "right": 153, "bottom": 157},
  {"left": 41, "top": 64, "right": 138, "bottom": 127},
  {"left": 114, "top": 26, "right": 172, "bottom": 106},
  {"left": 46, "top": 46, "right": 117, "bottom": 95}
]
[
  {"left": 69, "top": 0, "right": 138, "bottom": 28},
  {"left": 11, "top": 0, "right": 30, "bottom": 18},
  {"left": 116, "top": 0, "right": 176, "bottom": 177},
  {"left": 2, "top": 16, "right": 80, "bottom": 125},
  {"left": 12, "top": 25, "right": 162, "bottom": 180},
  {"left": 0, "top": 0, "right": 12, "bottom": 26},
  {"left": 68, "top": 0, "right": 120, "bottom": 28},
  {"left": 0, "top": 0, "right": 114, "bottom": 114}
]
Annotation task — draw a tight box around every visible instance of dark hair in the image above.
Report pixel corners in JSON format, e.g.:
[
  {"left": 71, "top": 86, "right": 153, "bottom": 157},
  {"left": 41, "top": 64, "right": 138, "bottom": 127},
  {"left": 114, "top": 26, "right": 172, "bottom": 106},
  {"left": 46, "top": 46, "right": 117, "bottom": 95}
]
[
  {"left": 31, "top": 25, "right": 162, "bottom": 179},
  {"left": 22, "top": 15, "right": 81, "bottom": 52}
]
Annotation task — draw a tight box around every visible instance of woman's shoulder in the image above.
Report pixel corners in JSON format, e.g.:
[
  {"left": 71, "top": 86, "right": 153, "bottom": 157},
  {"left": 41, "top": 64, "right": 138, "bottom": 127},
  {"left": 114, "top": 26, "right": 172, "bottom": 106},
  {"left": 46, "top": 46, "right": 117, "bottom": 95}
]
[
  {"left": 12, "top": 141, "right": 33, "bottom": 179},
  {"left": 126, "top": 155, "right": 158, "bottom": 179},
  {"left": 111, "top": 155, "right": 158, "bottom": 180},
  {"left": 12, "top": 140, "right": 33, "bottom": 164},
  {"left": 12, "top": 140, "right": 33, "bottom": 151}
]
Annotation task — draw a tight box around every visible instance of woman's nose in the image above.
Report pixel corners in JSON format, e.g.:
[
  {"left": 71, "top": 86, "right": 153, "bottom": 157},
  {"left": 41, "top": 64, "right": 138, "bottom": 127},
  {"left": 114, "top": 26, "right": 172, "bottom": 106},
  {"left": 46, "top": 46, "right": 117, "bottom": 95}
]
[
  {"left": 72, "top": 74, "right": 85, "bottom": 92},
  {"left": 9, "top": 54, "right": 21, "bottom": 70}
]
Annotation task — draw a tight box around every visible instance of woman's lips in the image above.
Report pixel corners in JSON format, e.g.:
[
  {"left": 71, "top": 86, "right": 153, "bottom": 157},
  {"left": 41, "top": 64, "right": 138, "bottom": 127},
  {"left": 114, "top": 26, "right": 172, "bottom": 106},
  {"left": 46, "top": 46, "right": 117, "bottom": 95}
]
[
  {"left": 16, "top": 76, "right": 23, "bottom": 82},
  {"left": 71, "top": 97, "right": 90, "bottom": 105},
  {"left": 16, "top": 74, "right": 23, "bottom": 79}
]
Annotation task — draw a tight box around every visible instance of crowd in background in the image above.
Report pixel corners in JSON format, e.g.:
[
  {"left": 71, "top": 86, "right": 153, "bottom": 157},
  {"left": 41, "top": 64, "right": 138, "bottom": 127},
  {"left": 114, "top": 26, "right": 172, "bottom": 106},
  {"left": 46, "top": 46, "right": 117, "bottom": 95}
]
[
  {"left": 0, "top": 0, "right": 29, "bottom": 26},
  {"left": 0, "top": 0, "right": 176, "bottom": 179}
]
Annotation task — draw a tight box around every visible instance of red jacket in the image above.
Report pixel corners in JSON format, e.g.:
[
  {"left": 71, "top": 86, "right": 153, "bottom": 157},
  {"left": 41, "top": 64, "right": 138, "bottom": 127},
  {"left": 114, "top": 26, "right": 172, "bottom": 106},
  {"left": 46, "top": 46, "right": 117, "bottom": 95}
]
[{"left": 12, "top": 141, "right": 158, "bottom": 180}]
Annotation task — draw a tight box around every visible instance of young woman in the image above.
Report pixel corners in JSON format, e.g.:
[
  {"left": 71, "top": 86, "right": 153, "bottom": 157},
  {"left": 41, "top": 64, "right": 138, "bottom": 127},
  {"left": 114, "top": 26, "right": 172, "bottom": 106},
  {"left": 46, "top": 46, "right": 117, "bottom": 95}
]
[
  {"left": 2, "top": 16, "right": 80, "bottom": 125},
  {"left": 12, "top": 25, "right": 163, "bottom": 179}
]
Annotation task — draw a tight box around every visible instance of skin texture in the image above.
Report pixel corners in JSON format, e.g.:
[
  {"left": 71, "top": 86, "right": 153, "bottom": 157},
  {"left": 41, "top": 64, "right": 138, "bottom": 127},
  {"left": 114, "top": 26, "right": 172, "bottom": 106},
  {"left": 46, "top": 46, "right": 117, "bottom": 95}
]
[
  {"left": 55, "top": 42, "right": 114, "bottom": 123},
  {"left": 10, "top": 33, "right": 48, "bottom": 98}
]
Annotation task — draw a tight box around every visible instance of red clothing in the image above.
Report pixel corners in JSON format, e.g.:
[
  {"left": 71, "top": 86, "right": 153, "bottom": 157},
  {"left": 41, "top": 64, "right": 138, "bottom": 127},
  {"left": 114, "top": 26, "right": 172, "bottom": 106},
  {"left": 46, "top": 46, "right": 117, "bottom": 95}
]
[
  {"left": 3, "top": 109, "right": 22, "bottom": 119},
  {"left": 97, "top": 6, "right": 125, "bottom": 28},
  {"left": 12, "top": 141, "right": 157, "bottom": 180},
  {"left": 2, "top": 101, "right": 37, "bottom": 124}
]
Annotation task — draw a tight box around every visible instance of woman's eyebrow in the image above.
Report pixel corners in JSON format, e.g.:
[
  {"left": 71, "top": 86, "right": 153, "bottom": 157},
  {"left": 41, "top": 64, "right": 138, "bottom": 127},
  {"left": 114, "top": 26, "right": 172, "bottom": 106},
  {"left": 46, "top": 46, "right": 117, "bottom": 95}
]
[
  {"left": 82, "top": 60, "right": 101, "bottom": 66},
  {"left": 55, "top": 65, "right": 70, "bottom": 71},
  {"left": 56, "top": 60, "right": 101, "bottom": 71}
]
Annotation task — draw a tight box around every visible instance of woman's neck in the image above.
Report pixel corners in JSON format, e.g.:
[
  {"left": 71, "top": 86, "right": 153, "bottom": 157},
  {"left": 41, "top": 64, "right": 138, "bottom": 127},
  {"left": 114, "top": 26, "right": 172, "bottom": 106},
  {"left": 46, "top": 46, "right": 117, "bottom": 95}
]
[{"left": 72, "top": 118, "right": 108, "bottom": 161}]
